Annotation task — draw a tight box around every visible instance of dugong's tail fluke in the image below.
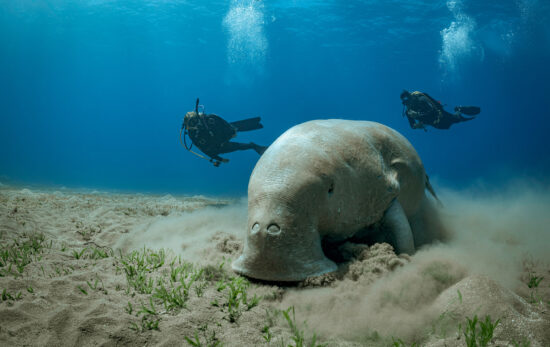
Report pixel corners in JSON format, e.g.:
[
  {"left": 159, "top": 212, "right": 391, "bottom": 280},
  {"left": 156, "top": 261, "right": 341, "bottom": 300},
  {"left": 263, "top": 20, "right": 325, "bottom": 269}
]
[{"left": 425, "top": 175, "right": 443, "bottom": 207}]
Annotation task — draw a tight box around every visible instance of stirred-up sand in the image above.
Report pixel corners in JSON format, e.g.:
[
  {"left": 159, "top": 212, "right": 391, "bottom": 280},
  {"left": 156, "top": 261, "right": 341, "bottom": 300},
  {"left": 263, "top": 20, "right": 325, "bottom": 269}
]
[{"left": 0, "top": 184, "right": 549, "bottom": 346}]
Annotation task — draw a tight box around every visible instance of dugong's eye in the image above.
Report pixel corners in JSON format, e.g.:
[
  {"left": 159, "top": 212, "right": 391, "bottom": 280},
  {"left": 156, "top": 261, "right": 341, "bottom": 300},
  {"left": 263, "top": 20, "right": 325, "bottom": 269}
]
[{"left": 328, "top": 182, "right": 334, "bottom": 195}]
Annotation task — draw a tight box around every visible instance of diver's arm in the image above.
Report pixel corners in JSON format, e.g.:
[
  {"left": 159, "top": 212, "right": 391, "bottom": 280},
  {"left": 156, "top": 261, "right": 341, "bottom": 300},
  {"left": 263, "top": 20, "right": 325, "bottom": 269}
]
[{"left": 407, "top": 116, "right": 416, "bottom": 129}]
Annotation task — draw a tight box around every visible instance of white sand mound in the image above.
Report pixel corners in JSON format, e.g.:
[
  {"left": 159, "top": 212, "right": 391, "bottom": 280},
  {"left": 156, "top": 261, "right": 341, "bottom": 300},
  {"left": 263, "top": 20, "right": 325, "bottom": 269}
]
[{"left": 427, "top": 275, "right": 549, "bottom": 347}]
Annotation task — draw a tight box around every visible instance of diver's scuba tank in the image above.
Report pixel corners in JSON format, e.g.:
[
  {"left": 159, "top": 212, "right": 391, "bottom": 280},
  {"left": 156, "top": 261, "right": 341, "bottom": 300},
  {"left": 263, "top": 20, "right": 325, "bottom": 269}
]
[{"left": 454, "top": 106, "right": 481, "bottom": 116}]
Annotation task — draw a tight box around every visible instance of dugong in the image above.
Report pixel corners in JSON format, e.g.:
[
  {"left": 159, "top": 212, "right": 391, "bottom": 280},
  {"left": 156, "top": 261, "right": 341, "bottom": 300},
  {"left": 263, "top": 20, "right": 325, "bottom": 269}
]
[{"left": 232, "top": 120, "right": 445, "bottom": 281}]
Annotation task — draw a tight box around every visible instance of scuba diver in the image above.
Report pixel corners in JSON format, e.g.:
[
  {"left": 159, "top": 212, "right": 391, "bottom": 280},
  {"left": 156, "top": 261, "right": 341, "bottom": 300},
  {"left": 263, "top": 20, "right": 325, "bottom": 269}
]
[
  {"left": 180, "top": 98, "right": 268, "bottom": 167},
  {"left": 400, "top": 90, "right": 480, "bottom": 131}
]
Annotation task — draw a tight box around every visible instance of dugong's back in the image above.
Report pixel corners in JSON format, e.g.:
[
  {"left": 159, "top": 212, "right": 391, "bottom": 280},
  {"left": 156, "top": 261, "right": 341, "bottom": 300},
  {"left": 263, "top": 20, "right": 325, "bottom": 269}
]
[
  {"left": 255, "top": 119, "right": 420, "bottom": 170},
  {"left": 250, "top": 119, "right": 425, "bottom": 218}
]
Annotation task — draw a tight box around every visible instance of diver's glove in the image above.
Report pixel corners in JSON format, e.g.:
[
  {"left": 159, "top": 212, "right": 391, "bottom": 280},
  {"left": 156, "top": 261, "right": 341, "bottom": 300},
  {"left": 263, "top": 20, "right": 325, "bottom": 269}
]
[{"left": 412, "top": 123, "right": 427, "bottom": 131}]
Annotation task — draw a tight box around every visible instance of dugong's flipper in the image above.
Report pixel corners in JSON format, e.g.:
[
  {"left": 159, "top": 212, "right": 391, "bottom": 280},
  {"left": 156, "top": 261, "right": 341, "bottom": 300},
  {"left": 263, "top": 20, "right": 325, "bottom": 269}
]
[{"left": 381, "top": 199, "right": 415, "bottom": 254}]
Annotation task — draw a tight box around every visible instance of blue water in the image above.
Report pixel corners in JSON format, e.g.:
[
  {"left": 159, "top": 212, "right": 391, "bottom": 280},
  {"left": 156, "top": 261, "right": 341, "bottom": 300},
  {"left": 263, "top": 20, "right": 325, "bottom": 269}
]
[{"left": 1, "top": 0, "right": 549, "bottom": 196}]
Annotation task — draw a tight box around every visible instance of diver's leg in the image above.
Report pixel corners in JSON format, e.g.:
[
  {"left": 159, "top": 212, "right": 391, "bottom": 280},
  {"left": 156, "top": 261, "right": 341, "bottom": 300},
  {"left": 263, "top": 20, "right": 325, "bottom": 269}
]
[
  {"left": 380, "top": 199, "right": 415, "bottom": 254},
  {"left": 217, "top": 142, "right": 254, "bottom": 154},
  {"left": 432, "top": 120, "right": 452, "bottom": 129},
  {"left": 431, "top": 111, "right": 456, "bottom": 129},
  {"left": 218, "top": 142, "right": 266, "bottom": 155}
]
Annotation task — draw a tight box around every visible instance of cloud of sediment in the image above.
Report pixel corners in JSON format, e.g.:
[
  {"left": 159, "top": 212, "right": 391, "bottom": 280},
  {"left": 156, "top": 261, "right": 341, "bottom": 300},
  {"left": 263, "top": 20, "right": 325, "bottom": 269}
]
[
  {"left": 278, "top": 181, "right": 550, "bottom": 343},
  {"left": 116, "top": 199, "right": 247, "bottom": 264}
]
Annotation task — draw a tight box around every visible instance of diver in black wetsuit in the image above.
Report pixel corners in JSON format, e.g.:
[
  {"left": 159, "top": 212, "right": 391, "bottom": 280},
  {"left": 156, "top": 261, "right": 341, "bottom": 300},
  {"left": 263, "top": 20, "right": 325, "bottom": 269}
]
[
  {"left": 180, "top": 98, "right": 268, "bottom": 166},
  {"left": 400, "top": 90, "right": 480, "bottom": 131}
]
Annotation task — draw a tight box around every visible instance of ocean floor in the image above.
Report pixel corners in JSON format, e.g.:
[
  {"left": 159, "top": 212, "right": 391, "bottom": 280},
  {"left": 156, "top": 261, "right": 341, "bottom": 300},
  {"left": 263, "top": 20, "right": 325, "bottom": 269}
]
[{"left": 0, "top": 185, "right": 549, "bottom": 346}]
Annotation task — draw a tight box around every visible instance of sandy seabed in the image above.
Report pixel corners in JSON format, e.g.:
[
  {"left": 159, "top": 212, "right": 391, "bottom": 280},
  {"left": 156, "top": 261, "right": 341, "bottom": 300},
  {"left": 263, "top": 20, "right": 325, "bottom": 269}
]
[{"left": 0, "top": 184, "right": 549, "bottom": 346}]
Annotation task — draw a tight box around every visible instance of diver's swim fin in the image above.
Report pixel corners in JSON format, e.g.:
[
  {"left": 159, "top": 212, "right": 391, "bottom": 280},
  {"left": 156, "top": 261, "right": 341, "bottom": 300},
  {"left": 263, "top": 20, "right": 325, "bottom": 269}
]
[
  {"left": 230, "top": 117, "right": 263, "bottom": 132},
  {"left": 454, "top": 106, "right": 480, "bottom": 116},
  {"left": 250, "top": 143, "right": 268, "bottom": 155},
  {"left": 459, "top": 115, "right": 476, "bottom": 122}
]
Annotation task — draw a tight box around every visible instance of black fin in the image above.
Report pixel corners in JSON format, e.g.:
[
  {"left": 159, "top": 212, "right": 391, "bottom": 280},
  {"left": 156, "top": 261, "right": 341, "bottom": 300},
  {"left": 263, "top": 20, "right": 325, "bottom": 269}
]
[
  {"left": 459, "top": 115, "right": 476, "bottom": 122},
  {"left": 230, "top": 117, "right": 263, "bottom": 132},
  {"left": 454, "top": 106, "right": 480, "bottom": 116},
  {"left": 250, "top": 143, "right": 268, "bottom": 155}
]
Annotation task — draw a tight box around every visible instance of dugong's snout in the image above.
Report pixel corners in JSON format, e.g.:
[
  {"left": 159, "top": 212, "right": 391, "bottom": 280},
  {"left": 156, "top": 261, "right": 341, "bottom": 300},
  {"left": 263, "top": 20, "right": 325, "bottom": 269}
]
[{"left": 232, "top": 221, "right": 337, "bottom": 282}]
